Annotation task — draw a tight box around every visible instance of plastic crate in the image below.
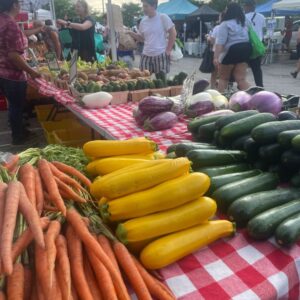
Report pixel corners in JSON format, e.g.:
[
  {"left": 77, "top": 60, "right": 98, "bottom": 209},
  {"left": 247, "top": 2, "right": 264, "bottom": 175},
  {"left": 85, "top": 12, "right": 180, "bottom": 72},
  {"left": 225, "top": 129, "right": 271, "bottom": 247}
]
[
  {"left": 35, "top": 105, "right": 75, "bottom": 122},
  {"left": 53, "top": 127, "right": 92, "bottom": 147},
  {"left": 41, "top": 119, "right": 83, "bottom": 144}
]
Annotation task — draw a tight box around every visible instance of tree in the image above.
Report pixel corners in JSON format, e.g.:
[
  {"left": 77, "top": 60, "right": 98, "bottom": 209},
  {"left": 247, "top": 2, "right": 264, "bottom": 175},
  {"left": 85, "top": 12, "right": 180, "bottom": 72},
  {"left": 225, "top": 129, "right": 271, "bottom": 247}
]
[
  {"left": 54, "top": 0, "right": 76, "bottom": 20},
  {"left": 208, "top": 0, "right": 269, "bottom": 12},
  {"left": 122, "top": 3, "right": 143, "bottom": 28}
]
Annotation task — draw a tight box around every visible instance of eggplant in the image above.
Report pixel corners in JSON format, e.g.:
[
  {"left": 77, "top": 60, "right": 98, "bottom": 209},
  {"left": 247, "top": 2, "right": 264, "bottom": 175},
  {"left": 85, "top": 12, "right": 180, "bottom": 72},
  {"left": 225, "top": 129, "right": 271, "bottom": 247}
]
[
  {"left": 138, "top": 96, "right": 173, "bottom": 114},
  {"left": 144, "top": 112, "right": 178, "bottom": 131},
  {"left": 185, "top": 101, "right": 214, "bottom": 118},
  {"left": 133, "top": 107, "right": 155, "bottom": 127},
  {"left": 193, "top": 79, "right": 209, "bottom": 95},
  {"left": 278, "top": 111, "right": 298, "bottom": 121}
]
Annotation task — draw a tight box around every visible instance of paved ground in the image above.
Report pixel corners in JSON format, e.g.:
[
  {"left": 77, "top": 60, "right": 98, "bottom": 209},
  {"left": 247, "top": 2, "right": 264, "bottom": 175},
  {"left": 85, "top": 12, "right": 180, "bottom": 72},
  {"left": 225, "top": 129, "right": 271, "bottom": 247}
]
[{"left": 0, "top": 54, "right": 299, "bottom": 153}]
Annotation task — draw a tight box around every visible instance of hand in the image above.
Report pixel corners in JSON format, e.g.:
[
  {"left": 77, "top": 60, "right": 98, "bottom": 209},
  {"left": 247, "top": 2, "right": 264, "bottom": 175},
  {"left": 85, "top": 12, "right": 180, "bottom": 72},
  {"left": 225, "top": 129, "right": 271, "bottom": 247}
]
[
  {"left": 165, "top": 49, "right": 172, "bottom": 56},
  {"left": 57, "top": 19, "right": 67, "bottom": 26},
  {"left": 29, "top": 69, "right": 41, "bottom": 80},
  {"left": 213, "top": 58, "right": 219, "bottom": 67}
]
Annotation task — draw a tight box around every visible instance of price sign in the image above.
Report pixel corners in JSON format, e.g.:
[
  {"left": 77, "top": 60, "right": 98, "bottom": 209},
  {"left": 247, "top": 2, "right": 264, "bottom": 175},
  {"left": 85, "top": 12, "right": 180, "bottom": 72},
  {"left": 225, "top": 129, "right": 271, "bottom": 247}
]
[
  {"left": 45, "top": 52, "right": 60, "bottom": 72},
  {"left": 28, "top": 48, "right": 39, "bottom": 68},
  {"left": 69, "top": 50, "right": 78, "bottom": 84},
  {"left": 181, "top": 71, "right": 196, "bottom": 106}
]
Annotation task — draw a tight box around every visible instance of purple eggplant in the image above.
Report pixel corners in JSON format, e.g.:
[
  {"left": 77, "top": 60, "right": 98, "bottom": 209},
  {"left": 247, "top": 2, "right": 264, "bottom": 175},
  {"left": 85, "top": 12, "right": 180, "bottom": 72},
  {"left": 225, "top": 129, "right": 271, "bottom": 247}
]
[
  {"left": 138, "top": 96, "right": 173, "bottom": 114},
  {"left": 133, "top": 107, "right": 155, "bottom": 127},
  {"left": 144, "top": 112, "right": 178, "bottom": 131},
  {"left": 185, "top": 100, "right": 215, "bottom": 118},
  {"left": 193, "top": 79, "right": 210, "bottom": 95}
]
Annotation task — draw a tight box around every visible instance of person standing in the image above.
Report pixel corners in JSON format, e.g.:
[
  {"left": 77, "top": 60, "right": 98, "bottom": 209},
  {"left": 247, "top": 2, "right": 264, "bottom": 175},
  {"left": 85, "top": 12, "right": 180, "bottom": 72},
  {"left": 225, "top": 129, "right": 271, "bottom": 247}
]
[
  {"left": 57, "top": 0, "right": 96, "bottom": 62},
  {"left": 0, "top": 0, "right": 40, "bottom": 145},
  {"left": 244, "top": 0, "right": 266, "bottom": 87},
  {"left": 43, "top": 20, "right": 62, "bottom": 60},
  {"left": 282, "top": 16, "right": 293, "bottom": 52},
  {"left": 129, "top": 0, "right": 176, "bottom": 80},
  {"left": 291, "top": 27, "right": 300, "bottom": 78}
]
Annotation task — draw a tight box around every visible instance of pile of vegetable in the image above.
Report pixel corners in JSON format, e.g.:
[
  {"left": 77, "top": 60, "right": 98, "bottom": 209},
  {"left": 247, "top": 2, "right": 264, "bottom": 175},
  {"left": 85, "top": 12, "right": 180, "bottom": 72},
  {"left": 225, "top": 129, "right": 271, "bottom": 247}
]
[
  {"left": 0, "top": 151, "right": 176, "bottom": 299},
  {"left": 83, "top": 138, "right": 235, "bottom": 270}
]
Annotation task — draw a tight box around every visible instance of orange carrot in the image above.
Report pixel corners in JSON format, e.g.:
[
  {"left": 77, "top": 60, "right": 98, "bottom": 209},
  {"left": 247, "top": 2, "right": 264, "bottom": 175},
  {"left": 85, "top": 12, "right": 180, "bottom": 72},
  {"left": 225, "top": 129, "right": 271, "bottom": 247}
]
[
  {"left": 52, "top": 271, "right": 62, "bottom": 300},
  {"left": 11, "top": 217, "right": 50, "bottom": 265},
  {"left": 97, "top": 234, "right": 120, "bottom": 272},
  {"left": 0, "top": 291, "right": 6, "bottom": 300},
  {"left": 71, "top": 284, "right": 78, "bottom": 300},
  {"left": 7, "top": 262, "right": 24, "bottom": 300},
  {"left": 52, "top": 161, "right": 91, "bottom": 187},
  {"left": 36, "top": 280, "right": 45, "bottom": 300},
  {"left": 19, "top": 163, "right": 36, "bottom": 206},
  {"left": 55, "top": 235, "right": 71, "bottom": 300},
  {"left": 0, "top": 182, "right": 7, "bottom": 274},
  {"left": 83, "top": 249, "right": 103, "bottom": 300},
  {"left": 19, "top": 184, "right": 45, "bottom": 248},
  {"left": 113, "top": 241, "right": 152, "bottom": 300},
  {"left": 34, "top": 169, "right": 44, "bottom": 216},
  {"left": 54, "top": 177, "right": 86, "bottom": 203},
  {"left": 43, "top": 205, "right": 59, "bottom": 212},
  {"left": 133, "top": 257, "right": 176, "bottom": 300},
  {"left": 3, "top": 154, "right": 19, "bottom": 174},
  {"left": 24, "top": 266, "right": 33, "bottom": 300},
  {"left": 38, "top": 159, "right": 66, "bottom": 216},
  {"left": 66, "top": 208, "right": 130, "bottom": 300},
  {"left": 1, "top": 181, "right": 20, "bottom": 275},
  {"left": 65, "top": 225, "right": 93, "bottom": 300},
  {"left": 49, "top": 163, "right": 86, "bottom": 192},
  {"left": 86, "top": 244, "right": 118, "bottom": 300},
  {"left": 45, "top": 220, "right": 61, "bottom": 289}
]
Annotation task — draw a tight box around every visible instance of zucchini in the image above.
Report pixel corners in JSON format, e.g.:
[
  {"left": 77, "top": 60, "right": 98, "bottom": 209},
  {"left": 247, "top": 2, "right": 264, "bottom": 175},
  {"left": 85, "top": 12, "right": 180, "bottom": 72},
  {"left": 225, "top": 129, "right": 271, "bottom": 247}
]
[
  {"left": 259, "top": 143, "right": 284, "bottom": 164},
  {"left": 212, "top": 130, "right": 220, "bottom": 146},
  {"left": 215, "top": 110, "right": 258, "bottom": 130},
  {"left": 188, "top": 115, "right": 223, "bottom": 134},
  {"left": 278, "top": 130, "right": 300, "bottom": 148},
  {"left": 231, "top": 135, "right": 251, "bottom": 150},
  {"left": 252, "top": 120, "right": 300, "bottom": 145},
  {"left": 292, "top": 135, "right": 300, "bottom": 151},
  {"left": 197, "top": 122, "right": 216, "bottom": 143},
  {"left": 187, "top": 149, "right": 247, "bottom": 169},
  {"left": 277, "top": 111, "right": 298, "bottom": 121},
  {"left": 207, "top": 169, "right": 261, "bottom": 195},
  {"left": 166, "top": 144, "right": 177, "bottom": 154},
  {"left": 247, "top": 200, "right": 300, "bottom": 240},
  {"left": 196, "top": 164, "right": 249, "bottom": 177},
  {"left": 291, "top": 173, "right": 300, "bottom": 187},
  {"left": 228, "top": 188, "right": 300, "bottom": 227},
  {"left": 281, "top": 150, "right": 300, "bottom": 169},
  {"left": 212, "top": 173, "right": 279, "bottom": 213},
  {"left": 243, "top": 137, "right": 260, "bottom": 162},
  {"left": 175, "top": 143, "right": 215, "bottom": 157},
  {"left": 166, "top": 152, "right": 177, "bottom": 159},
  {"left": 275, "top": 213, "right": 300, "bottom": 246},
  {"left": 221, "top": 113, "right": 276, "bottom": 143},
  {"left": 253, "top": 160, "right": 269, "bottom": 171}
]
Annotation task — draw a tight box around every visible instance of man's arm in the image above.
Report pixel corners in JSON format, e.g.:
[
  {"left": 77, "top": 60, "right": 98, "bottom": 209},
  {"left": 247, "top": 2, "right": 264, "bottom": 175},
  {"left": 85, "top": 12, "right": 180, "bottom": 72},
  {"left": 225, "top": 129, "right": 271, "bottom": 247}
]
[
  {"left": 24, "top": 26, "right": 43, "bottom": 37},
  {"left": 128, "top": 31, "right": 144, "bottom": 42},
  {"left": 50, "top": 31, "right": 62, "bottom": 60},
  {"left": 166, "top": 26, "right": 176, "bottom": 56},
  {"left": 57, "top": 19, "right": 93, "bottom": 31}
]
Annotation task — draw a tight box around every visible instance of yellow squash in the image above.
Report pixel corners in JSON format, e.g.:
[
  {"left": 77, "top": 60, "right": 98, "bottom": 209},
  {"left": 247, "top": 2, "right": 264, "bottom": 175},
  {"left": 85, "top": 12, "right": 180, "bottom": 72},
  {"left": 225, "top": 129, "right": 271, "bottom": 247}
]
[
  {"left": 126, "top": 238, "right": 156, "bottom": 255},
  {"left": 116, "top": 197, "right": 217, "bottom": 244},
  {"left": 93, "top": 158, "right": 191, "bottom": 199},
  {"left": 101, "top": 172, "right": 210, "bottom": 221},
  {"left": 83, "top": 138, "right": 157, "bottom": 158},
  {"left": 140, "top": 220, "right": 235, "bottom": 269}
]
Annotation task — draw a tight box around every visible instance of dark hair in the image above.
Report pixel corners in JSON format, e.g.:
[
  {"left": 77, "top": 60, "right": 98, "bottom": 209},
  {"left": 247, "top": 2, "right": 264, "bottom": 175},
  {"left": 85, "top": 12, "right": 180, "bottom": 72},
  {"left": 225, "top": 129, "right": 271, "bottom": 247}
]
[
  {"left": 142, "top": 0, "right": 158, "bottom": 9},
  {"left": 45, "top": 19, "right": 53, "bottom": 26},
  {"left": 0, "top": 0, "right": 18, "bottom": 12},
  {"left": 223, "top": 3, "right": 246, "bottom": 27}
]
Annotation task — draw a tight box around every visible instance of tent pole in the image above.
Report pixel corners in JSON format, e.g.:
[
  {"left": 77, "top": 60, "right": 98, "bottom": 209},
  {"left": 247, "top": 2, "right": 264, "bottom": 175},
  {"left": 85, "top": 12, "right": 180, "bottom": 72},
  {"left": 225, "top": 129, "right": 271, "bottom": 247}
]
[
  {"left": 107, "top": 0, "right": 117, "bottom": 62},
  {"left": 199, "top": 19, "right": 202, "bottom": 57},
  {"left": 51, "top": 0, "right": 56, "bottom": 21}
]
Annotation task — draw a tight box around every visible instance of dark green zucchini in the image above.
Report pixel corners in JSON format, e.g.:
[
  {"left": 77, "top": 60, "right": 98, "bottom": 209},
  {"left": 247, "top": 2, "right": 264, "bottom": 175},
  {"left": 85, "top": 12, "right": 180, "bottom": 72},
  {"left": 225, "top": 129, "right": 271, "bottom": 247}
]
[
  {"left": 212, "top": 173, "right": 279, "bottom": 213},
  {"left": 166, "top": 144, "right": 177, "bottom": 154},
  {"left": 197, "top": 122, "right": 217, "bottom": 143},
  {"left": 281, "top": 150, "right": 300, "bottom": 169},
  {"left": 292, "top": 135, "right": 300, "bottom": 151},
  {"left": 196, "top": 164, "right": 249, "bottom": 177},
  {"left": 166, "top": 152, "right": 177, "bottom": 159},
  {"left": 221, "top": 113, "right": 276, "bottom": 142},
  {"left": 243, "top": 137, "right": 260, "bottom": 162},
  {"left": 212, "top": 130, "right": 220, "bottom": 146},
  {"left": 252, "top": 120, "right": 300, "bottom": 145},
  {"left": 174, "top": 143, "right": 215, "bottom": 157},
  {"left": 278, "top": 130, "right": 300, "bottom": 148},
  {"left": 207, "top": 169, "right": 261, "bottom": 196},
  {"left": 291, "top": 173, "right": 300, "bottom": 187},
  {"left": 247, "top": 200, "right": 300, "bottom": 240},
  {"left": 228, "top": 188, "right": 300, "bottom": 227},
  {"left": 188, "top": 115, "right": 222, "bottom": 134},
  {"left": 231, "top": 135, "right": 251, "bottom": 150},
  {"left": 253, "top": 160, "right": 269, "bottom": 171},
  {"left": 215, "top": 110, "right": 258, "bottom": 130},
  {"left": 259, "top": 143, "right": 284, "bottom": 164},
  {"left": 187, "top": 149, "right": 247, "bottom": 169},
  {"left": 277, "top": 111, "right": 298, "bottom": 121},
  {"left": 275, "top": 212, "right": 300, "bottom": 246}
]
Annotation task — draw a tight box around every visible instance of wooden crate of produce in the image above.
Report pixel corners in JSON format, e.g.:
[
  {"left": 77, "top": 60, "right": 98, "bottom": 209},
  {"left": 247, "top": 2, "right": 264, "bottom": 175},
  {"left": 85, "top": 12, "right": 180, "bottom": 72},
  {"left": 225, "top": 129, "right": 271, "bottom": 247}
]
[
  {"left": 150, "top": 87, "right": 171, "bottom": 97},
  {"left": 170, "top": 85, "right": 183, "bottom": 96},
  {"left": 130, "top": 89, "right": 150, "bottom": 102},
  {"left": 110, "top": 91, "right": 129, "bottom": 105}
]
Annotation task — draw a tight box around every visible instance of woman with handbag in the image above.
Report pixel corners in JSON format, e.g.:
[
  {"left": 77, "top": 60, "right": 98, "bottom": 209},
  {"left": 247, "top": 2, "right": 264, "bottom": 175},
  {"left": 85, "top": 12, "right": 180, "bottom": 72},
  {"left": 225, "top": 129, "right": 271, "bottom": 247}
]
[{"left": 214, "top": 3, "right": 251, "bottom": 93}]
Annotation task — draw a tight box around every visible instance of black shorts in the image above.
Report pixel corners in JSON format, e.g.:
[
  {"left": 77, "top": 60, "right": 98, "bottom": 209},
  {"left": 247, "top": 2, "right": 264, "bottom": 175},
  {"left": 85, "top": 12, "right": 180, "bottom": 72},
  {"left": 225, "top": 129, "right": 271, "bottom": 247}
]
[{"left": 222, "top": 42, "right": 252, "bottom": 65}]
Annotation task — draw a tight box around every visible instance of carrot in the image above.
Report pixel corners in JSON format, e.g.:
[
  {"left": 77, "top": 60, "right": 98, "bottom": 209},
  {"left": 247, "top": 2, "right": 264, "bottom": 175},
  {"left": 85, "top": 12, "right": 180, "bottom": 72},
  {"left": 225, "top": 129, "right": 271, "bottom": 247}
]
[
  {"left": 65, "top": 225, "right": 93, "bottom": 300},
  {"left": 83, "top": 249, "right": 103, "bottom": 300},
  {"left": 0, "top": 182, "right": 7, "bottom": 274},
  {"left": 66, "top": 208, "right": 130, "bottom": 300},
  {"left": 45, "top": 220, "right": 61, "bottom": 289},
  {"left": 7, "top": 262, "right": 24, "bottom": 300},
  {"left": 11, "top": 217, "right": 49, "bottom": 264},
  {"left": 1, "top": 181, "right": 20, "bottom": 275},
  {"left": 71, "top": 284, "right": 78, "bottom": 300},
  {"left": 24, "top": 266, "right": 33, "bottom": 300},
  {"left": 49, "top": 163, "right": 86, "bottom": 192},
  {"left": 52, "top": 161, "right": 91, "bottom": 187},
  {"left": 52, "top": 271, "right": 62, "bottom": 300},
  {"left": 36, "top": 281, "right": 45, "bottom": 300},
  {"left": 132, "top": 257, "right": 176, "bottom": 300},
  {"left": 55, "top": 235, "right": 71, "bottom": 300},
  {"left": 35, "top": 169, "right": 44, "bottom": 216},
  {"left": 19, "top": 184, "right": 45, "bottom": 248},
  {"left": 97, "top": 234, "right": 120, "bottom": 271},
  {"left": 113, "top": 241, "right": 152, "bottom": 300},
  {"left": 0, "top": 291, "right": 6, "bottom": 300},
  {"left": 3, "top": 154, "right": 19, "bottom": 173},
  {"left": 54, "top": 177, "right": 86, "bottom": 203},
  {"left": 19, "top": 163, "right": 36, "bottom": 206},
  {"left": 43, "top": 205, "right": 59, "bottom": 212},
  {"left": 38, "top": 159, "right": 66, "bottom": 216},
  {"left": 86, "top": 243, "right": 118, "bottom": 300}
]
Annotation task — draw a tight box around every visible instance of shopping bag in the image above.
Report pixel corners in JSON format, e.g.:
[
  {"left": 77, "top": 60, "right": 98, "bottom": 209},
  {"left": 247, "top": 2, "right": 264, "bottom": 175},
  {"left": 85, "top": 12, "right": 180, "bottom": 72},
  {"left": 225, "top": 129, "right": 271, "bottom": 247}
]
[
  {"left": 199, "top": 45, "right": 214, "bottom": 73},
  {"left": 118, "top": 30, "right": 137, "bottom": 50},
  {"left": 170, "top": 42, "right": 183, "bottom": 61},
  {"left": 248, "top": 26, "right": 265, "bottom": 59}
]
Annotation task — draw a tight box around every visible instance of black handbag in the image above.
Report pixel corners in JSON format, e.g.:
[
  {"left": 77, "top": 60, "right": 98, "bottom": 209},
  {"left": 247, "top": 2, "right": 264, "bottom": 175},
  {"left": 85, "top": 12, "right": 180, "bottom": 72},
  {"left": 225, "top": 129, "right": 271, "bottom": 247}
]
[{"left": 200, "top": 45, "right": 215, "bottom": 73}]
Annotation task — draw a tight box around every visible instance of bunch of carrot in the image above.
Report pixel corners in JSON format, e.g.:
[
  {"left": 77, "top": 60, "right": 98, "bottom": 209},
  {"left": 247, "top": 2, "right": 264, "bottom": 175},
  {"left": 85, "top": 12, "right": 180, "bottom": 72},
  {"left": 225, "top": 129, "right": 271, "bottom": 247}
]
[{"left": 0, "top": 159, "right": 176, "bottom": 300}]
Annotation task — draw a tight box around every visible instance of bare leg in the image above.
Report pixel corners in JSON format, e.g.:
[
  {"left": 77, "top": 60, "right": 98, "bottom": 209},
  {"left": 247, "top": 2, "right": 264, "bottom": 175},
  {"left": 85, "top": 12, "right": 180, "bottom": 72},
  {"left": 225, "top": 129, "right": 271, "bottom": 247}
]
[
  {"left": 218, "top": 64, "right": 234, "bottom": 93},
  {"left": 233, "top": 63, "right": 250, "bottom": 91},
  {"left": 210, "top": 69, "right": 218, "bottom": 89}
]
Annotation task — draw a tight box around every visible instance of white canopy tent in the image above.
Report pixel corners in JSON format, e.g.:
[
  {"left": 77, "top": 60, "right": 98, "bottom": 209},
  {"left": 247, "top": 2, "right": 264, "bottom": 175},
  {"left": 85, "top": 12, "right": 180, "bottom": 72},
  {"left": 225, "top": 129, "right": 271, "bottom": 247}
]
[
  {"left": 21, "top": 0, "right": 56, "bottom": 20},
  {"left": 273, "top": 0, "right": 300, "bottom": 10}
]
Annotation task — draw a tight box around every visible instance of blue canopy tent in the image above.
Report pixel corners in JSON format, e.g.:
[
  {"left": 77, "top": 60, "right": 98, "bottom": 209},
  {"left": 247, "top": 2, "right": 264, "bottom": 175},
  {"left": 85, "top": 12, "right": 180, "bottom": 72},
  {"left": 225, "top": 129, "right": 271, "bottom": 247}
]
[
  {"left": 273, "top": 0, "right": 300, "bottom": 15},
  {"left": 256, "top": 0, "right": 280, "bottom": 16},
  {"left": 157, "top": 0, "right": 198, "bottom": 21},
  {"left": 256, "top": 0, "right": 300, "bottom": 16}
]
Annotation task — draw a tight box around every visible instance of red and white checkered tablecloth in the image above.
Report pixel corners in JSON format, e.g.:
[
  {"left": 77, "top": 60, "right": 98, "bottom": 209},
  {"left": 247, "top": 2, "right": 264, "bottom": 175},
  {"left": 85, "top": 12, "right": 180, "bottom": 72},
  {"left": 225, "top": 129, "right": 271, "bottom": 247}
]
[{"left": 30, "top": 78, "right": 300, "bottom": 300}]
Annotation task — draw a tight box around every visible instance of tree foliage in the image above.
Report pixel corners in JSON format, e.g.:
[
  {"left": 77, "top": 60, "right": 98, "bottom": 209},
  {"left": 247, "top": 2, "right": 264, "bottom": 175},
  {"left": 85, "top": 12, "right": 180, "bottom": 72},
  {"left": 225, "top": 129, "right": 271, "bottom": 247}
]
[
  {"left": 122, "top": 3, "right": 143, "bottom": 28},
  {"left": 54, "top": 0, "right": 76, "bottom": 20}
]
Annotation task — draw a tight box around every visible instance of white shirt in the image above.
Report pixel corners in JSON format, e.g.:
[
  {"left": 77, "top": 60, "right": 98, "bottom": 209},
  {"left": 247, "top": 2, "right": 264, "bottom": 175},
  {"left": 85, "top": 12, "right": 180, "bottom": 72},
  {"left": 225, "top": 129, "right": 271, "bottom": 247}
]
[
  {"left": 246, "top": 12, "right": 266, "bottom": 41},
  {"left": 211, "top": 25, "right": 220, "bottom": 52},
  {"left": 139, "top": 13, "right": 174, "bottom": 57}
]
